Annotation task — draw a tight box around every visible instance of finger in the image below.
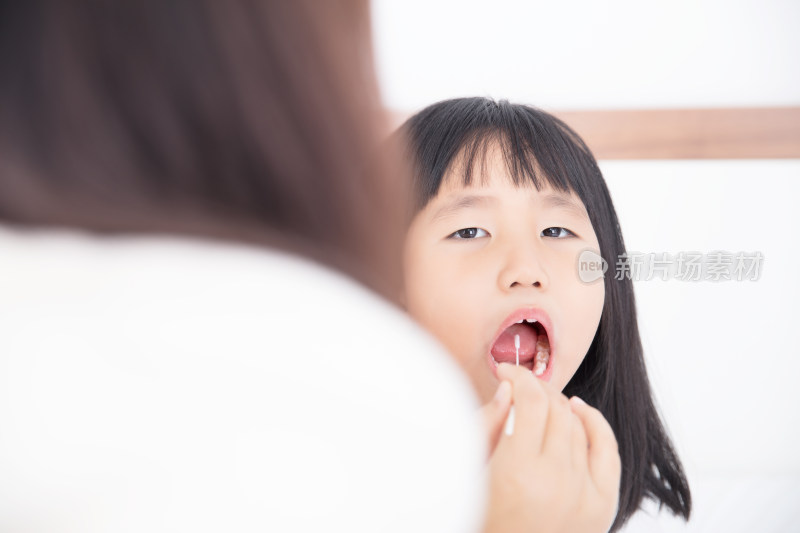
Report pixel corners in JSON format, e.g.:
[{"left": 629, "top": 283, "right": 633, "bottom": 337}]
[
  {"left": 540, "top": 388, "right": 573, "bottom": 461},
  {"left": 568, "top": 401, "right": 589, "bottom": 473},
  {"left": 478, "top": 381, "right": 512, "bottom": 457},
  {"left": 569, "top": 397, "right": 621, "bottom": 495},
  {"left": 496, "top": 363, "right": 549, "bottom": 452}
]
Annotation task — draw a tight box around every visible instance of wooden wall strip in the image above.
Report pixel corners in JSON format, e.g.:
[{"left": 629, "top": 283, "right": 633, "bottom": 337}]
[
  {"left": 391, "top": 107, "right": 800, "bottom": 159},
  {"left": 553, "top": 107, "right": 800, "bottom": 159}
]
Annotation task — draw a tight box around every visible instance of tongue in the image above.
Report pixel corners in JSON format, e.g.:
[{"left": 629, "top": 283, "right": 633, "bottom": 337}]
[{"left": 491, "top": 323, "right": 538, "bottom": 364}]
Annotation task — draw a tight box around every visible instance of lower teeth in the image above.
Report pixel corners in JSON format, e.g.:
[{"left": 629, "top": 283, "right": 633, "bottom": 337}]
[
  {"left": 533, "top": 333, "right": 550, "bottom": 377},
  {"left": 533, "top": 350, "right": 549, "bottom": 376},
  {"left": 491, "top": 340, "right": 550, "bottom": 377}
]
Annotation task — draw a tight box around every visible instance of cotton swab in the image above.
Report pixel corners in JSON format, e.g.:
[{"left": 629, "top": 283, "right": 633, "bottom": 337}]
[{"left": 503, "top": 334, "right": 521, "bottom": 436}]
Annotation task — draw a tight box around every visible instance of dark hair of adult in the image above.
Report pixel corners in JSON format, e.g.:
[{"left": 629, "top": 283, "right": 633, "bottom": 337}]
[
  {"left": 400, "top": 97, "right": 691, "bottom": 532},
  {"left": 0, "top": 0, "right": 408, "bottom": 301}
]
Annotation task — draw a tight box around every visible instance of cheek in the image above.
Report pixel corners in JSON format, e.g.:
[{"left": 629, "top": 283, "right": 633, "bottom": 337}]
[
  {"left": 558, "top": 244, "right": 604, "bottom": 339},
  {"left": 405, "top": 259, "right": 471, "bottom": 331},
  {"left": 403, "top": 253, "right": 484, "bottom": 364},
  {"left": 566, "top": 281, "right": 603, "bottom": 336},
  {"left": 554, "top": 271, "right": 605, "bottom": 385},
  {"left": 405, "top": 238, "right": 479, "bottom": 316},
  {"left": 576, "top": 282, "right": 604, "bottom": 343}
]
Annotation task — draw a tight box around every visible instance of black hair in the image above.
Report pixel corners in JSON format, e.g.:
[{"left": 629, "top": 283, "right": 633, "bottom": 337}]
[{"left": 400, "top": 97, "right": 691, "bottom": 531}]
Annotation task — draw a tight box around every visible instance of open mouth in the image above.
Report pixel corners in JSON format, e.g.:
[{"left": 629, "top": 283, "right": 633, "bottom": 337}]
[{"left": 490, "top": 318, "right": 551, "bottom": 378}]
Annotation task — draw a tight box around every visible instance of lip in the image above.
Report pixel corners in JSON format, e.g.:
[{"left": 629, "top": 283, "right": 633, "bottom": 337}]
[{"left": 487, "top": 307, "right": 555, "bottom": 382}]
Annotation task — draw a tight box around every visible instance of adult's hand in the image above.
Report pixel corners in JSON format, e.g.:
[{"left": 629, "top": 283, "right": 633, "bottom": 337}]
[
  {"left": 478, "top": 380, "right": 513, "bottom": 460},
  {"left": 481, "top": 363, "right": 620, "bottom": 533}
]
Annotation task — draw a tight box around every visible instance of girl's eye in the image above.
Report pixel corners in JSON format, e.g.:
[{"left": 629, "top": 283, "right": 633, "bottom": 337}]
[
  {"left": 541, "top": 227, "right": 575, "bottom": 238},
  {"left": 449, "top": 227, "right": 488, "bottom": 239}
]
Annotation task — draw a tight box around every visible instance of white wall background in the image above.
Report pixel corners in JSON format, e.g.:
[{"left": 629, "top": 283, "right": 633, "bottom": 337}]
[
  {"left": 374, "top": 1, "right": 800, "bottom": 531},
  {"left": 601, "top": 160, "right": 800, "bottom": 531},
  {"left": 373, "top": 0, "right": 800, "bottom": 111}
]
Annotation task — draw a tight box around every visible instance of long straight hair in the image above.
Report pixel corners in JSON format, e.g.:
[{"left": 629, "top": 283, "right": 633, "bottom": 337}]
[
  {"left": 400, "top": 97, "right": 691, "bottom": 531},
  {"left": 0, "top": 0, "right": 408, "bottom": 301}
]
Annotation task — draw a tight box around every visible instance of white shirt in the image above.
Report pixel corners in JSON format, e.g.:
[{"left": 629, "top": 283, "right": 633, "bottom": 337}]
[{"left": 0, "top": 226, "right": 486, "bottom": 532}]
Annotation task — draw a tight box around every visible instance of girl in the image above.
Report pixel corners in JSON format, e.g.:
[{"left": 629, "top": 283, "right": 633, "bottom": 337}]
[{"left": 400, "top": 97, "right": 691, "bottom": 532}]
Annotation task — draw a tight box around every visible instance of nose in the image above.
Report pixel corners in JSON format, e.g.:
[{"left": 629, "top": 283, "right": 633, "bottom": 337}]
[{"left": 497, "top": 240, "right": 550, "bottom": 291}]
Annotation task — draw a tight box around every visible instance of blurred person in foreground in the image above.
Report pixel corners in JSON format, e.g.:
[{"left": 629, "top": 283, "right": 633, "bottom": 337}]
[{"left": 0, "top": 2, "right": 483, "bottom": 532}]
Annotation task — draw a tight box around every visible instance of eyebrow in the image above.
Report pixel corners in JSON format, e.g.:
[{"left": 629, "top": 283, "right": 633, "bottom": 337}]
[
  {"left": 540, "top": 193, "right": 590, "bottom": 221},
  {"left": 430, "top": 195, "right": 496, "bottom": 221},
  {"left": 429, "top": 191, "right": 589, "bottom": 222}
]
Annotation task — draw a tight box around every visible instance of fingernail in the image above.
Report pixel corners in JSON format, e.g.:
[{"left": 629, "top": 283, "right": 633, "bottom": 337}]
[
  {"left": 570, "top": 395, "right": 586, "bottom": 406},
  {"left": 494, "top": 381, "right": 511, "bottom": 404},
  {"left": 504, "top": 405, "right": 515, "bottom": 436}
]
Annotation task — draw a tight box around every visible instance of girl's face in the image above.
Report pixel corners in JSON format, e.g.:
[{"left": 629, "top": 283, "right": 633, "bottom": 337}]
[{"left": 403, "top": 146, "right": 605, "bottom": 403}]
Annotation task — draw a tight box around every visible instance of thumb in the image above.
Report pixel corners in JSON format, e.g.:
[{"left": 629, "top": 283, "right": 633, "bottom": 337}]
[{"left": 478, "top": 380, "right": 512, "bottom": 459}]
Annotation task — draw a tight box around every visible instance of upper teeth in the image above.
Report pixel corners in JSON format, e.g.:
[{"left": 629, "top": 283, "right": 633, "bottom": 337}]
[{"left": 516, "top": 318, "right": 538, "bottom": 324}]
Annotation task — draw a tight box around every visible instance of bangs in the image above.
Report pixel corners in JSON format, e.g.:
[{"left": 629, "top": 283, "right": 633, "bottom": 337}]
[
  {"left": 445, "top": 128, "right": 575, "bottom": 197},
  {"left": 404, "top": 98, "right": 602, "bottom": 212}
]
